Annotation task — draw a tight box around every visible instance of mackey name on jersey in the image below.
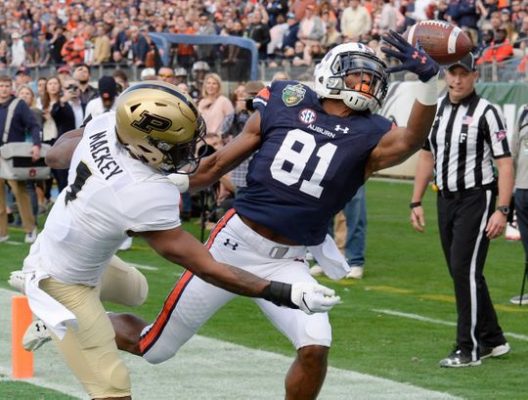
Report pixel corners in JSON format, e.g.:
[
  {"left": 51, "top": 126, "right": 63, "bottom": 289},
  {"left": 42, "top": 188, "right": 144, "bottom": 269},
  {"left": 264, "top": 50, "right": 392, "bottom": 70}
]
[{"left": 88, "top": 130, "right": 124, "bottom": 180}]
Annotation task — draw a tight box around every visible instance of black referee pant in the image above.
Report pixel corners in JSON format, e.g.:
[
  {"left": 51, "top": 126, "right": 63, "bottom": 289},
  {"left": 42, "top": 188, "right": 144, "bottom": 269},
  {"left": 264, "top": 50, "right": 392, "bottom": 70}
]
[
  {"left": 514, "top": 189, "right": 528, "bottom": 258},
  {"left": 437, "top": 187, "right": 506, "bottom": 360}
]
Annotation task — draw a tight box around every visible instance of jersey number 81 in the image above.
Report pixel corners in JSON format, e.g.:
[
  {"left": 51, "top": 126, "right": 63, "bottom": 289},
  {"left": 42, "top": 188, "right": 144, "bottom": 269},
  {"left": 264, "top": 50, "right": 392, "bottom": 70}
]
[{"left": 271, "top": 129, "right": 337, "bottom": 199}]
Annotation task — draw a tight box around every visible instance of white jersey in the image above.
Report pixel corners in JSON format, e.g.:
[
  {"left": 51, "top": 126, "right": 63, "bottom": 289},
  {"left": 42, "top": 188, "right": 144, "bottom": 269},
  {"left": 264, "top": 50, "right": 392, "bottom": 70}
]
[
  {"left": 84, "top": 97, "right": 117, "bottom": 121},
  {"left": 24, "top": 112, "right": 181, "bottom": 286}
]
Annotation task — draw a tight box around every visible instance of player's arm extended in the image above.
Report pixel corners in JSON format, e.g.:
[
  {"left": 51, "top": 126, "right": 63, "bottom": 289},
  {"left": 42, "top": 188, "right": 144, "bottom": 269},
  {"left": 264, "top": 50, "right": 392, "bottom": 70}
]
[
  {"left": 365, "top": 29, "right": 439, "bottom": 178},
  {"left": 45, "top": 128, "right": 84, "bottom": 169},
  {"left": 365, "top": 101, "right": 437, "bottom": 177},
  {"left": 187, "top": 111, "right": 262, "bottom": 192},
  {"left": 138, "top": 227, "right": 341, "bottom": 314}
]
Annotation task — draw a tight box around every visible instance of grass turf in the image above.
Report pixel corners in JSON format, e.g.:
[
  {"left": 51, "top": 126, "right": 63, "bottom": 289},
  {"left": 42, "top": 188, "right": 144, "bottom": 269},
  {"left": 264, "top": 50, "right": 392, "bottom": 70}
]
[{"left": 1, "top": 178, "right": 526, "bottom": 399}]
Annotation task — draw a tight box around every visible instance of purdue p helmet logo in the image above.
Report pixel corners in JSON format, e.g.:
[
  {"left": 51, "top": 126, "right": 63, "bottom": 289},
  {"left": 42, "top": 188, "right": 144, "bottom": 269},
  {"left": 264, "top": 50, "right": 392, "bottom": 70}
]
[
  {"left": 115, "top": 81, "right": 205, "bottom": 173},
  {"left": 131, "top": 111, "right": 172, "bottom": 133}
]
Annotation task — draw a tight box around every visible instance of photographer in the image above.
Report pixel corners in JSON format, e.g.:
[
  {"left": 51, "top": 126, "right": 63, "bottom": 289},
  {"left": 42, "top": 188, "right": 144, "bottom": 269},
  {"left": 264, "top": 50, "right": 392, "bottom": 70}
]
[{"left": 63, "top": 78, "right": 84, "bottom": 128}]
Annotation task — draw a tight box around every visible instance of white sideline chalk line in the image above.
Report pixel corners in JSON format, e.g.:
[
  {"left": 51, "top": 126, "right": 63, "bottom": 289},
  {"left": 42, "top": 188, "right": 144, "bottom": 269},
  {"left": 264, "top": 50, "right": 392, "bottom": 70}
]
[
  {"left": 127, "top": 262, "right": 158, "bottom": 271},
  {"left": 0, "top": 289, "right": 459, "bottom": 399},
  {"left": 5, "top": 240, "right": 23, "bottom": 246},
  {"left": 374, "top": 308, "right": 528, "bottom": 341}
]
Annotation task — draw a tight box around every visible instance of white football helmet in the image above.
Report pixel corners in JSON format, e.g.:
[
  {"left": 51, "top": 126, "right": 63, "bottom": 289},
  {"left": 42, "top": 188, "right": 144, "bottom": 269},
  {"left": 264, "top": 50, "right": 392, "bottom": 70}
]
[
  {"left": 115, "top": 81, "right": 205, "bottom": 174},
  {"left": 314, "top": 42, "right": 388, "bottom": 113},
  {"left": 191, "top": 61, "right": 210, "bottom": 79}
]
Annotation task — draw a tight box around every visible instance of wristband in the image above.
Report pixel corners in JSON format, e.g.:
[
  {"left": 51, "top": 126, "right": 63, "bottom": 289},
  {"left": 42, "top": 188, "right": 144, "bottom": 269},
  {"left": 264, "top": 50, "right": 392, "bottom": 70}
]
[
  {"left": 262, "top": 281, "right": 298, "bottom": 309},
  {"left": 409, "top": 201, "right": 422, "bottom": 209},
  {"left": 496, "top": 205, "right": 510, "bottom": 215},
  {"left": 415, "top": 74, "right": 438, "bottom": 106}
]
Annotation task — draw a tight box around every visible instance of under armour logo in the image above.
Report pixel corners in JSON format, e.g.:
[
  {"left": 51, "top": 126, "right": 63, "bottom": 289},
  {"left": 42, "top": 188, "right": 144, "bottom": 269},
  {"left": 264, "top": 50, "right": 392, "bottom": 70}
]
[
  {"left": 412, "top": 51, "right": 427, "bottom": 64},
  {"left": 223, "top": 238, "right": 238, "bottom": 250},
  {"left": 335, "top": 124, "right": 349, "bottom": 134}
]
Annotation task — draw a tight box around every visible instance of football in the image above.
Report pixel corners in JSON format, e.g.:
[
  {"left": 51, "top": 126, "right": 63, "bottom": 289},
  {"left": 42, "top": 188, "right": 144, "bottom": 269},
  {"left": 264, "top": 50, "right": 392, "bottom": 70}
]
[{"left": 404, "top": 20, "right": 473, "bottom": 65}]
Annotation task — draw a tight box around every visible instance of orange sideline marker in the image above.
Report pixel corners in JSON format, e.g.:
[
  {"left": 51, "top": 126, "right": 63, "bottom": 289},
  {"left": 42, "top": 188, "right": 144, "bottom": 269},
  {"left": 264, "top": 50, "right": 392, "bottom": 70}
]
[{"left": 11, "top": 295, "right": 33, "bottom": 378}]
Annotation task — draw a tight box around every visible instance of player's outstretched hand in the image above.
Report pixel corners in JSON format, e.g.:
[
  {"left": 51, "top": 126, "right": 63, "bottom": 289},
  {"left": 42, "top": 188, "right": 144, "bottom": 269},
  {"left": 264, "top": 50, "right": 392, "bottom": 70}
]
[
  {"left": 291, "top": 282, "right": 341, "bottom": 314},
  {"left": 381, "top": 30, "right": 439, "bottom": 82},
  {"left": 167, "top": 173, "right": 190, "bottom": 193},
  {"left": 8, "top": 270, "right": 26, "bottom": 294}
]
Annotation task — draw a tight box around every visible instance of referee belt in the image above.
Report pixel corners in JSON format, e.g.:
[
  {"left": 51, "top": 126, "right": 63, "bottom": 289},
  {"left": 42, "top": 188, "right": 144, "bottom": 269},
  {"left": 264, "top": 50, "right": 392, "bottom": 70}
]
[{"left": 438, "top": 183, "right": 496, "bottom": 200}]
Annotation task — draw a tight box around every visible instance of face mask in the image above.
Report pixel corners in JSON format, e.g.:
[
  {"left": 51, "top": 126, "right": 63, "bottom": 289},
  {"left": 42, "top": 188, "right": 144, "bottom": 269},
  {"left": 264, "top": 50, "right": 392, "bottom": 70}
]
[{"left": 245, "top": 97, "right": 254, "bottom": 111}]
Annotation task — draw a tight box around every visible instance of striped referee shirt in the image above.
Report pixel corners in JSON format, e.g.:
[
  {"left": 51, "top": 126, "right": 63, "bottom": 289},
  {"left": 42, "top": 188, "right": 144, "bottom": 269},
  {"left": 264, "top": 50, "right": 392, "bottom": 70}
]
[{"left": 423, "top": 91, "right": 511, "bottom": 192}]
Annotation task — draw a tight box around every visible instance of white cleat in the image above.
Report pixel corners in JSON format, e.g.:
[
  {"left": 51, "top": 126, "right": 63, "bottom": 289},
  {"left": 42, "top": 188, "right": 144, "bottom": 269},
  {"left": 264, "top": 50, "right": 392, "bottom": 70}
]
[
  {"left": 8, "top": 270, "right": 26, "bottom": 294},
  {"left": 24, "top": 227, "right": 38, "bottom": 244},
  {"left": 309, "top": 265, "right": 324, "bottom": 277},
  {"left": 346, "top": 266, "right": 364, "bottom": 280},
  {"left": 23, "top": 320, "right": 52, "bottom": 351},
  {"left": 510, "top": 295, "right": 528, "bottom": 305}
]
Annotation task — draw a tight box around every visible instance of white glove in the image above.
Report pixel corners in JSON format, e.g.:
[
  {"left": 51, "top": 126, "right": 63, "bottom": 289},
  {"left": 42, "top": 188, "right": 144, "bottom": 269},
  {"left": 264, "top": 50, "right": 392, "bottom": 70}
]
[
  {"left": 290, "top": 282, "right": 341, "bottom": 315},
  {"left": 8, "top": 270, "right": 26, "bottom": 294},
  {"left": 167, "top": 173, "right": 190, "bottom": 193}
]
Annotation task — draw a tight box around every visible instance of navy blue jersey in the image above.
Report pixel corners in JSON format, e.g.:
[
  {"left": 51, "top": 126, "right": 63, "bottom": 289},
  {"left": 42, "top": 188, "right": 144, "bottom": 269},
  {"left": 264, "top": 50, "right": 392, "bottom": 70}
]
[{"left": 234, "top": 80, "right": 392, "bottom": 245}]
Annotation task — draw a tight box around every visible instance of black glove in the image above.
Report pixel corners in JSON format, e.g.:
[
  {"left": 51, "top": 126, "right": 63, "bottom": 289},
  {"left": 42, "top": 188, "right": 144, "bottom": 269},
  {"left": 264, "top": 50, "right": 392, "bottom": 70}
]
[{"left": 381, "top": 30, "right": 439, "bottom": 83}]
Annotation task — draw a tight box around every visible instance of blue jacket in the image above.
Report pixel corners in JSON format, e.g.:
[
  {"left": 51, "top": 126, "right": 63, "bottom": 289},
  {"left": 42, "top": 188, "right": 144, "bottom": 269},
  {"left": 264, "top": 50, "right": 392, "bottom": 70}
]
[
  {"left": 131, "top": 35, "right": 150, "bottom": 64},
  {"left": 0, "top": 96, "right": 41, "bottom": 146},
  {"left": 282, "top": 22, "right": 300, "bottom": 50},
  {"left": 447, "top": 0, "right": 479, "bottom": 30}
]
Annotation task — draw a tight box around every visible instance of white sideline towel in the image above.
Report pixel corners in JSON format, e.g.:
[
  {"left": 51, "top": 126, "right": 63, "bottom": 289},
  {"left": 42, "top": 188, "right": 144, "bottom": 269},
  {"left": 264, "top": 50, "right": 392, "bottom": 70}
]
[
  {"left": 23, "top": 242, "right": 78, "bottom": 340},
  {"left": 24, "top": 270, "right": 77, "bottom": 340},
  {"left": 308, "top": 234, "right": 351, "bottom": 280}
]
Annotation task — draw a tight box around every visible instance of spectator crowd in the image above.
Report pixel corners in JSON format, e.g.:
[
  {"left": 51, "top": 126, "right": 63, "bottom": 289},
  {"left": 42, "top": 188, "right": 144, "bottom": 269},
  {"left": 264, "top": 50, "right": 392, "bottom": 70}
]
[
  {"left": 3, "top": 0, "right": 528, "bottom": 239},
  {"left": 0, "top": 0, "right": 528, "bottom": 80}
]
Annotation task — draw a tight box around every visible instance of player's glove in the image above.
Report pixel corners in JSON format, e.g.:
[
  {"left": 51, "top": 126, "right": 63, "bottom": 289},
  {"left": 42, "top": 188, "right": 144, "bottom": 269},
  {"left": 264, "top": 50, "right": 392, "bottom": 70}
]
[
  {"left": 291, "top": 282, "right": 341, "bottom": 315},
  {"left": 8, "top": 270, "right": 26, "bottom": 294},
  {"left": 381, "top": 30, "right": 439, "bottom": 82},
  {"left": 167, "top": 173, "right": 190, "bottom": 193},
  {"left": 263, "top": 281, "right": 341, "bottom": 315}
]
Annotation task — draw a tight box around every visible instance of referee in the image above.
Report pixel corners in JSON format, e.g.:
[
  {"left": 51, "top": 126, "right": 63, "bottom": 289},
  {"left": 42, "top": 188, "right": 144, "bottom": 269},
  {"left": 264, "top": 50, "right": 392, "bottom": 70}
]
[{"left": 410, "top": 53, "right": 514, "bottom": 368}]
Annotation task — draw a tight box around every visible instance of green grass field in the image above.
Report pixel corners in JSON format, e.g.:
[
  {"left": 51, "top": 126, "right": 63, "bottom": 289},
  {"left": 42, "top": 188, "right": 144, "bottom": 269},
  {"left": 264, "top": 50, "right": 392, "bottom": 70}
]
[{"left": 1, "top": 179, "right": 527, "bottom": 399}]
